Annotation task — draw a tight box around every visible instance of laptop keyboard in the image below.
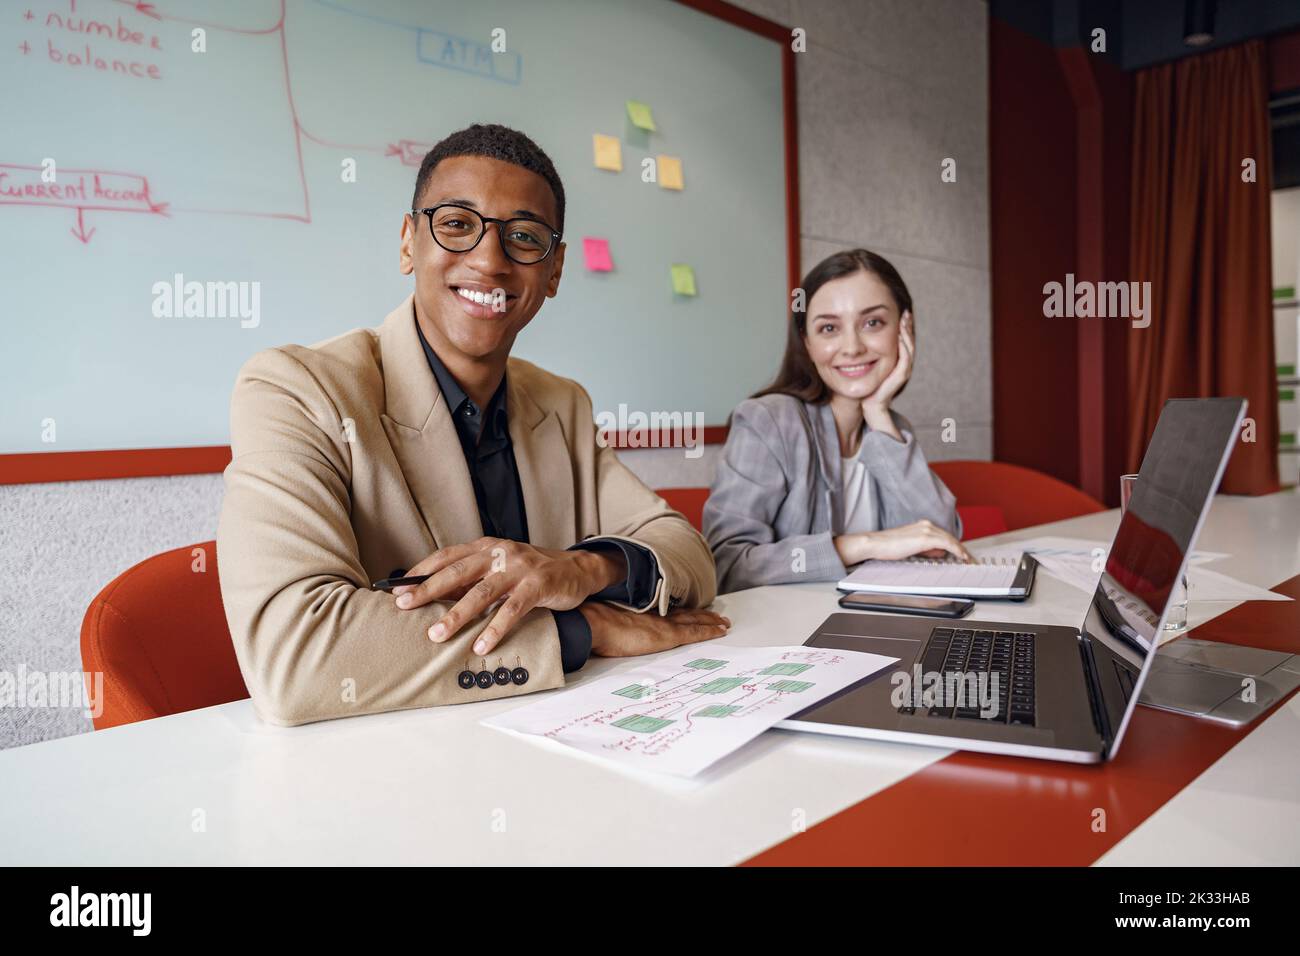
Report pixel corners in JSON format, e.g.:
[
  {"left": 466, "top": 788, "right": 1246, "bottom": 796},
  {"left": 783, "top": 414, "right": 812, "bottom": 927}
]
[{"left": 897, "top": 628, "right": 1037, "bottom": 726}]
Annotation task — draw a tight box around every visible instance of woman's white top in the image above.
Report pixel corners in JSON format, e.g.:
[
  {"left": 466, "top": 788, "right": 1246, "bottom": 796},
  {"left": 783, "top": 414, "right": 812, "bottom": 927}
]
[{"left": 839, "top": 449, "right": 878, "bottom": 534}]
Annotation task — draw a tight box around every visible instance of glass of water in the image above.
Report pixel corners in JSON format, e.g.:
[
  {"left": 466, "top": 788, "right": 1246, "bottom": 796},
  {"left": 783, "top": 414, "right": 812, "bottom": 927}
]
[{"left": 1119, "top": 474, "right": 1187, "bottom": 632}]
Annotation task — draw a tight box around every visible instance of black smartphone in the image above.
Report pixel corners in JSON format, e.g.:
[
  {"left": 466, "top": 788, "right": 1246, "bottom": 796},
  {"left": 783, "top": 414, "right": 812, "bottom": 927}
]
[{"left": 837, "top": 591, "right": 975, "bottom": 618}]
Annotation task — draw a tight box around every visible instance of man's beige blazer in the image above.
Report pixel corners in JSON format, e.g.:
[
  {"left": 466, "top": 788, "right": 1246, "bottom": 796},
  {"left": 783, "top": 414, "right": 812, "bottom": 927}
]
[{"left": 217, "top": 296, "right": 716, "bottom": 726}]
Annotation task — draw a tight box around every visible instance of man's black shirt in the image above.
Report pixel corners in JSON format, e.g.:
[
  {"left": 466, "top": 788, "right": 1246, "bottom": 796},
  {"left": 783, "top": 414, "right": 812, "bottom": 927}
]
[{"left": 414, "top": 317, "right": 659, "bottom": 671}]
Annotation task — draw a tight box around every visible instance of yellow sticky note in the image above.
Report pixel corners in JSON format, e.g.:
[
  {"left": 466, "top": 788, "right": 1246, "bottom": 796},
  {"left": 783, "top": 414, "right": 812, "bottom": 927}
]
[
  {"left": 671, "top": 263, "right": 697, "bottom": 296},
  {"left": 593, "top": 133, "right": 622, "bottom": 172},
  {"left": 658, "top": 155, "right": 683, "bottom": 190},
  {"left": 626, "top": 100, "right": 656, "bottom": 131}
]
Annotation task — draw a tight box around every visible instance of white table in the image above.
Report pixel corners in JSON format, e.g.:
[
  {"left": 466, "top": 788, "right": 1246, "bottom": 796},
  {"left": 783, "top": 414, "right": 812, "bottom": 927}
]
[{"left": 2, "top": 492, "right": 1297, "bottom": 865}]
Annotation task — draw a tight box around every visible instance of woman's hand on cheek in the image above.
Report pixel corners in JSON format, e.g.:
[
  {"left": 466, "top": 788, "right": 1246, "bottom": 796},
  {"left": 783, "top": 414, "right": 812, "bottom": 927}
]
[{"left": 861, "top": 310, "right": 913, "bottom": 439}]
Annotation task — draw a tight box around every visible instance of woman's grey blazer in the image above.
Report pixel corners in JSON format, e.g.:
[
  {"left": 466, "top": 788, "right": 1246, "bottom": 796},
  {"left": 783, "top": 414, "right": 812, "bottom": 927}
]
[{"left": 703, "top": 393, "right": 960, "bottom": 593}]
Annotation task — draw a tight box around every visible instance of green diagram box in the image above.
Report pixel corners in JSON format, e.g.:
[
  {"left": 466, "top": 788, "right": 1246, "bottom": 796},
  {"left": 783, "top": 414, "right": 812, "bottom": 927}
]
[
  {"left": 695, "top": 704, "right": 742, "bottom": 717},
  {"left": 685, "top": 658, "right": 728, "bottom": 670},
  {"left": 613, "top": 683, "right": 657, "bottom": 699},
  {"left": 760, "top": 662, "right": 813, "bottom": 676},
  {"left": 695, "top": 676, "right": 750, "bottom": 694},
  {"left": 611, "top": 714, "right": 676, "bottom": 733},
  {"left": 767, "top": 679, "right": 814, "bottom": 693}
]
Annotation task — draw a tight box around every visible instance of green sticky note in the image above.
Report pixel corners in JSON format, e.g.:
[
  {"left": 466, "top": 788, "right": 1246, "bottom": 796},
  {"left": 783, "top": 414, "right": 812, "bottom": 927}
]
[
  {"left": 671, "top": 263, "right": 696, "bottom": 296},
  {"left": 626, "top": 99, "right": 656, "bottom": 131}
]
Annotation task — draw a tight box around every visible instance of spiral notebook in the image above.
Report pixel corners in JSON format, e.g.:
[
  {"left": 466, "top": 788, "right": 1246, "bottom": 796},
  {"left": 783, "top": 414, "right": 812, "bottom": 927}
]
[{"left": 837, "top": 553, "right": 1038, "bottom": 599}]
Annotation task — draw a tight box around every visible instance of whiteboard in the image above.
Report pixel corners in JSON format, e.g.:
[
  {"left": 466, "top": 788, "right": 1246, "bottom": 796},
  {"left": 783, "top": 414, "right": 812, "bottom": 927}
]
[{"left": 0, "top": 0, "right": 789, "bottom": 457}]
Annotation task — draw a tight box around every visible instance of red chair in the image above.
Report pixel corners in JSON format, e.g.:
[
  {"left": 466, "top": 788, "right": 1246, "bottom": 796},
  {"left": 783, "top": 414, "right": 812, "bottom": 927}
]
[
  {"left": 931, "top": 461, "right": 1106, "bottom": 537},
  {"left": 655, "top": 471, "right": 1099, "bottom": 542},
  {"left": 80, "top": 541, "right": 248, "bottom": 730},
  {"left": 657, "top": 487, "right": 710, "bottom": 532},
  {"left": 954, "top": 504, "right": 1010, "bottom": 541}
]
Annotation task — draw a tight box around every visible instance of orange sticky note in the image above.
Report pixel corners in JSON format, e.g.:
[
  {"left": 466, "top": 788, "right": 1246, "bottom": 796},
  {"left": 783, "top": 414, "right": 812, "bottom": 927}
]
[
  {"left": 593, "top": 133, "right": 622, "bottom": 172},
  {"left": 583, "top": 237, "right": 613, "bottom": 272},
  {"left": 658, "top": 155, "right": 684, "bottom": 190}
]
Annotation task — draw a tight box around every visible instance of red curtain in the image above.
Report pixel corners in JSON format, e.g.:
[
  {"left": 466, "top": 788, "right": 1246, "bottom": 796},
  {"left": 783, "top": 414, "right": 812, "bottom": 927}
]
[{"left": 1128, "top": 40, "right": 1279, "bottom": 495}]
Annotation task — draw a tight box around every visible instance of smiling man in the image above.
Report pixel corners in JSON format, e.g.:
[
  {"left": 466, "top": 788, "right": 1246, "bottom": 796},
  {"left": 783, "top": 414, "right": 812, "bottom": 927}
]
[{"left": 216, "top": 124, "right": 726, "bottom": 726}]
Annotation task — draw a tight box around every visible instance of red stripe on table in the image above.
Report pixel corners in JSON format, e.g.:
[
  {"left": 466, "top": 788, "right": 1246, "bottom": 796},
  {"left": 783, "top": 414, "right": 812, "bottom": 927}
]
[{"left": 742, "top": 574, "right": 1300, "bottom": 866}]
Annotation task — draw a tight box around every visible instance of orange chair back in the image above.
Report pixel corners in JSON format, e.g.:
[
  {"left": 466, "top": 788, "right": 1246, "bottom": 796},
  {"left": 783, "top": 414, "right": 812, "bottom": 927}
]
[
  {"left": 931, "top": 460, "right": 1105, "bottom": 534},
  {"left": 80, "top": 541, "right": 248, "bottom": 729}
]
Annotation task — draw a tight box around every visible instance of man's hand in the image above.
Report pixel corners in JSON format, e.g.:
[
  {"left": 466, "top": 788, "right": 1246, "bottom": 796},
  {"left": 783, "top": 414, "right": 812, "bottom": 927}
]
[
  {"left": 393, "top": 537, "right": 626, "bottom": 655},
  {"left": 579, "top": 602, "right": 731, "bottom": 658}
]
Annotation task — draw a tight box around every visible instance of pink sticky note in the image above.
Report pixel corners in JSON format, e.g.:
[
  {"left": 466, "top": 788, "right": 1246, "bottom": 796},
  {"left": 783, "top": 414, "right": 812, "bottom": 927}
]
[{"left": 583, "top": 236, "right": 613, "bottom": 272}]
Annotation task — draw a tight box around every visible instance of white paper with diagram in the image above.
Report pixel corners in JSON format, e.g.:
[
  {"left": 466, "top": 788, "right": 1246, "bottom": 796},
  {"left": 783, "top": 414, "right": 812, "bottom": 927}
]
[{"left": 482, "top": 644, "right": 897, "bottom": 777}]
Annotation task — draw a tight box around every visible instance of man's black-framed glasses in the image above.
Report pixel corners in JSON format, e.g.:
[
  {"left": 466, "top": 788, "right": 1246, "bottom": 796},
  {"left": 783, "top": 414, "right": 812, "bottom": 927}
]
[{"left": 412, "top": 204, "right": 561, "bottom": 265}]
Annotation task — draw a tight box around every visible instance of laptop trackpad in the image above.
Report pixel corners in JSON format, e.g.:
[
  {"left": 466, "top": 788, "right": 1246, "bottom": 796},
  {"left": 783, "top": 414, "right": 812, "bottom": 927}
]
[{"left": 806, "top": 629, "right": 925, "bottom": 668}]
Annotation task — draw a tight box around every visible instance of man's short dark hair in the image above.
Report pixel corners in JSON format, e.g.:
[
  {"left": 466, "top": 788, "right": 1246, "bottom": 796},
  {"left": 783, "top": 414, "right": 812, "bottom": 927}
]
[{"left": 411, "top": 123, "right": 566, "bottom": 234}]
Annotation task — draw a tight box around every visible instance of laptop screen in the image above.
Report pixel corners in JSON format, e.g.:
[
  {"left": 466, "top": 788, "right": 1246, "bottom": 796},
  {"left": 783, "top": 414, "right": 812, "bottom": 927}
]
[{"left": 1077, "top": 398, "right": 1245, "bottom": 757}]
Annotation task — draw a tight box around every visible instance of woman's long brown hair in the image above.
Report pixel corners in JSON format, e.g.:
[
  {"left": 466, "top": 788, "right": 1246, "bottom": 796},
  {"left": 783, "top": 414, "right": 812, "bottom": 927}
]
[{"left": 752, "top": 248, "right": 914, "bottom": 404}]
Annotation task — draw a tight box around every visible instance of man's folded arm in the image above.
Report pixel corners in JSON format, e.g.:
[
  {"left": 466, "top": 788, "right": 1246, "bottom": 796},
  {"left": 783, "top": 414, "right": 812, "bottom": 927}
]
[
  {"left": 216, "top": 349, "right": 564, "bottom": 726},
  {"left": 569, "top": 385, "right": 717, "bottom": 615},
  {"left": 551, "top": 538, "right": 660, "bottom": 670}
]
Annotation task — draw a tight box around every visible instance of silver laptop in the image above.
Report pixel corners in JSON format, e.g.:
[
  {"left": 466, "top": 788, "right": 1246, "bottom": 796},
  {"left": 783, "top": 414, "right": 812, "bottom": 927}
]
[{"left": 777, "top": 398, "right": 1247, "bottom": 764}]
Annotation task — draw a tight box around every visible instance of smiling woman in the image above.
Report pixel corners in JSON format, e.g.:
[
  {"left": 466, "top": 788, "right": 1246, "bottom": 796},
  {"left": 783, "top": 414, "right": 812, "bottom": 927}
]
[{"left": 703, "top": 248, "right": 965, "bottom": 593}]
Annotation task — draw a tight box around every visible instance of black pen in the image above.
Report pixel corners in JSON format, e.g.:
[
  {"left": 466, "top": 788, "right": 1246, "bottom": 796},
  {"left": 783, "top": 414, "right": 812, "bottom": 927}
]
[{"left": 371, "top": 574, "right": 431, "bottom": 591}]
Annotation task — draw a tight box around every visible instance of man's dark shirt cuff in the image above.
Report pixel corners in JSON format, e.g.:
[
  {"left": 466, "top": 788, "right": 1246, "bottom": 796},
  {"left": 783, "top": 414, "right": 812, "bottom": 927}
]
[
  {"left": 571, "top": 539, "right": 660, "bottom": 607},
  {"left": 551, "top": 541, "right": 660, "bottom": 673},
  {"left": 552, "top": 608, "right": 593, "bottom": 674}
]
